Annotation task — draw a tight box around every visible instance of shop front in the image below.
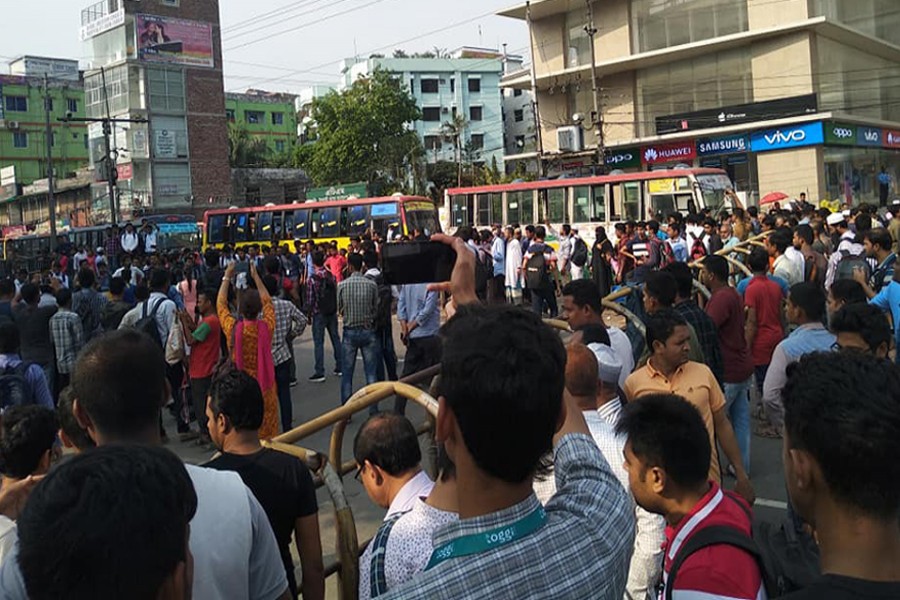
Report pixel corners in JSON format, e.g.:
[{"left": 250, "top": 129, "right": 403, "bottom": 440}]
[
  {"left": 822, "top": 122, "right": 900, "bottom": 206},
  {"left": 696, "top": 133, "right": 758, "bottom": 201}
]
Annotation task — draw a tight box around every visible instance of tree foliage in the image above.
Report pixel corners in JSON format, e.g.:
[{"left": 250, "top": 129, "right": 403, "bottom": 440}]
[
  {"left": 296, "top": 69, "right": 423, "bottom": 191},
  {"left": 227, "top": 122, "right": 271, "bottom": 168}
]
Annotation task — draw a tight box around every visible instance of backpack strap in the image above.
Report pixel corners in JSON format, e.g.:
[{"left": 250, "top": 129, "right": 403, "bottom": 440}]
[
  {"left": 665, "top": 524, "right": 764, "bottom": 600},
  {"left": 369, "top": 511, "right": 408, "bottom": 598}
]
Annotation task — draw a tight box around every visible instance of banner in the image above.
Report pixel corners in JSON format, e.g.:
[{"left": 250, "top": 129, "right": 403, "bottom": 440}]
[
  {"left": 136, "top": 14, "right": 214, "bottom": 68},
  {"left": 750, "top": 122, "right": 823, "bottom": 152}
]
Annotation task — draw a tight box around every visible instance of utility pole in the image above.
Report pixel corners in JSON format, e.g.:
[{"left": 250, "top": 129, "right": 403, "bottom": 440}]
[
  {"left": 585, "top": 0, "right": 604, "bottom": 171},
  {"left": 43, "top": 75, "right": 57, "bottom": 240},
  {"left": 526, "top": 1, "right": 545, "bottom": 179}
]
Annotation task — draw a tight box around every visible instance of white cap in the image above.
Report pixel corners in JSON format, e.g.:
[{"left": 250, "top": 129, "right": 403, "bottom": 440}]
[
  {"left": 826, "top": 213, "right": 845, "bottom": 226},
  {"left": 587, "top": 343, "right": 623, "bottom": 386},
  {"left": 842, "top": 209, "right": 851, "bottom": 217},
  {"left": 96, "top": 247, "right": 104, "bottom": 253}
]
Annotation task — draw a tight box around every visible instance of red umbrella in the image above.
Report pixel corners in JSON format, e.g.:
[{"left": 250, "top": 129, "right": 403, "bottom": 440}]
[{"left": 760, "top": 191, "right": 789, "bottom": 205}]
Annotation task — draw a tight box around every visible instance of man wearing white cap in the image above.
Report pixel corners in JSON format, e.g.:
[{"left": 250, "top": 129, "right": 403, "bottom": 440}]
[{"left": 825, "top": 212, "right": 865, "bottom": 289}]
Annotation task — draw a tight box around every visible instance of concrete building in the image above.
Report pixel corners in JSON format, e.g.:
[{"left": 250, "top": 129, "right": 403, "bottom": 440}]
[
  {"left": 80, "top": 0, "right": 230, "bottom": 221},
  {"left": 296, "top": 84, "right": 335, "bottom": 143},
  {"left": 340, "top": 47, "right": 506, "bottom": 168},
  {"left": 499, "top": 0, "right": 900, "bottom": 205},
  {"left": 500, "top": 53, "right": 539, "bottom": 174},
  {"left": 231, "top": 168, "right": 309, "bottom": 206},
  {"left": 225, "top": 90, "right": 298, "bottom": 157}
]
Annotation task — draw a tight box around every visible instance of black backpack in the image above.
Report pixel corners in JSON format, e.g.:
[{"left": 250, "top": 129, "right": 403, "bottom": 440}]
[
  {"left": 135, "top": 298, "right": 167, "bottom": 347},
  {"left": 368, "top": 272, "right": 393, "bottom": 331},
  {"left": 571, "top": 237, "right": 588, "bottom": 267},
  {"left": 475, "top": 248, "right": 493, "bottom": 295},
  {"left": 0, "top": 363, "right": 31, "bottom": 409},
  {"left": 525, "top": 244, "right": 551, "bottom": 290},
  {"left": 835, "top": 248, "right": 871, "bottom": 282},
  {"left": 316, "top": 272, "right": 337, "bottom": 316},
  {"left": 666, "top": 493, "right": 820, "bottom": 599}
]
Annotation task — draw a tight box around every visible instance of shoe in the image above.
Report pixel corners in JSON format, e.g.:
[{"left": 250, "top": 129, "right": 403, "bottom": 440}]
[
  {"left": 308, "top": 374, "right": 326, "bottom": 383},
  {"left": 333, "top": 369, "right": 342, "bottom": 376},
  {"left": 289, "top": 379, "right": 298, "bottom": 388}
]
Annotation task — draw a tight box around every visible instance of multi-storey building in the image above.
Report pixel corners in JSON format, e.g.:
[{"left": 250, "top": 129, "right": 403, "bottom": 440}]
[
  {"left": 340, "top": 47, "right": 506, "bottom": 168},
  {"left": 80, "top": 0, "right": 230, "bottom": 220},
  {"left": 296, "top": 84, "right": 335, "bottom": 144},
  {"left": 500, "top": 53, "right": 539, "bottom": 174},
  {"left": 225, "top": 90, "right": 298, "bottom": 157},
  {"left": 500, "top": 0, "right": 900, "bottom": 204}
]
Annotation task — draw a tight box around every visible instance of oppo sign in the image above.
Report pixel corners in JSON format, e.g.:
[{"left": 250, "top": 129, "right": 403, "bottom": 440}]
[{"left": 750, "top": 122, "right": 824, "bottom": 152}]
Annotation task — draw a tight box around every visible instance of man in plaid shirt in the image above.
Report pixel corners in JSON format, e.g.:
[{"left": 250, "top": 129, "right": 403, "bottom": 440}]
[
  {"left": 381, "top": 235, "right": 634, "bottom": 600},
  {"left": 49, "top": 288, "right": 84, "bottom": 394},
  {"left": 104, "top": 225, "right": 122, "bottom": 271}
]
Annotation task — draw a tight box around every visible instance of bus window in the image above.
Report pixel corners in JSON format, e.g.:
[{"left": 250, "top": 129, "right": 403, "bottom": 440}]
[
  {"left": 591, "top": 186, "right": 606, "bottom": 222},
  {"left": 451, "top": 194, "right": 473, "bottom": 227},
  {"left": 293, "top": 209, "right": 310, "bottom": 240},
  {"left": 476, "top": 194, "right": 490, "bottom": 226},
  {"left": 650, "top": 195, "right": 676, "bottom": 220},
  {"left": 623, "top": 182, "right": 641, "bottom": 221},
  {"left": 573, "top": 186, "right": 590, "bottom": 223},
  {"left": 256, "top": 211, "right": 274, "bottom": 242},
  {"left": 548, "top": 188, "right": 567, "bottom": 223},
  {"left": 675, "top": 194, "right": 693, "bottom": 213},
  {"left": 272, "top": 211, "right": 284, "bottom": 241},
  {"left": 521, "top": 190, "right": 534, "bottom": 224},
  {"left": 490, "top": 193, "right": 502, "bottom": 225},
  {"left": 234, "top": 213, "right": 252, "bottom": 242},
  {"left": 346, "top": 205, "right": 369, "bottom": 237},
  {"left": 506, "top": 191, "right": 521, "bottom": 225},
  {"left": 404, "top": 202, "right": 440, "bottom": 237},
  {"left": 317, "top": 207, "right": 340, "bottom": 238},
  {"left": 207, "top": 215, "right": 227, "bottom": 244},
  {"left": 283, "top": 211, "right": 294, "bottom": 239}
]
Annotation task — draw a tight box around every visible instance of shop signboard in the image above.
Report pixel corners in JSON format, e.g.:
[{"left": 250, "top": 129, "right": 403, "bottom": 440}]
[
  {"left": 656, "top": 94, "right": 819, "bottom": 134},
  {"left": 80, "top": 7, "right": 125, "bottom": 41},
  {"left": 136, "top": 14, "right": 214, "bottom": 69},
  {"left": 154, "top": 129, "right": 177, "bottom": 158},
  {"left": 750, "top": 122, "right": 823, "bottom": 152},
  {"left": 857, "top": 126, "right": 882, "bottom": 147},
  {"left": 824, "top": 123, "right": 856, "bottom": 146},
  {"left": 884, "top": 129, "right": 900, "bottom": 149},
  {"left": 306, "top": 182, "right": 368, "bottom": 201},
  {"left": 696, "top": 134, "right": 749, "bottom": 156},
  {"left": 603, "top": 147, "right": 640, "bottom": 169},
  {"left": 641, "top": 141, "right": 696, "bottom": 165}
]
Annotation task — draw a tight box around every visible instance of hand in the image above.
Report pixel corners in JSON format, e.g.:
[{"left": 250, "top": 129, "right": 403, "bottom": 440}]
[
  {"left": 734, "top": 475, "right": 756, "bottom": 506},
  {"left": 427, "top": 234, "right": 478, "bottom": 314},
  {"left": 0, "top": 475, "right": 43, "bottom": 520},
  {"left": 250, "top": 261, "right": 258, "bottom": 279},
  {"left": 224, "top": 261, "right": 236, "bottom": 279},
  {"left": 852, "top": 266, "right": 868, "bottom": 285}
]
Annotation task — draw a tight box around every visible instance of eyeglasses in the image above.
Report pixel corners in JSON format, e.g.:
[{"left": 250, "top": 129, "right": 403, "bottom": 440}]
[{"left": 354, "top": 463, "right": 365, "bottom": 481}]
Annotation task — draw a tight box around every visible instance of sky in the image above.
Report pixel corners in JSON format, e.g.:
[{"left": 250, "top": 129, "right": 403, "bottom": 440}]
[{"left": 0, "top": 0, "right": 530, "bottom": 94}]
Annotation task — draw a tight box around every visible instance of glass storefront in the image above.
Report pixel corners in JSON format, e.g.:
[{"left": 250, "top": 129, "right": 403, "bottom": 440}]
[
  {"left": 811, "top": 0, "right": 900, "bottom": 47},
  {"left": 631, "top": 0, "right": 748, "bottom": 53},
  {"left": 816, "top": 37, "right": 900, "bottom": 124},
  {"left": 823, "top": 147, "right": 900, "bottom": 206},
  {"left": 699, "top": 154, "right": 758, "bottom": 201}
]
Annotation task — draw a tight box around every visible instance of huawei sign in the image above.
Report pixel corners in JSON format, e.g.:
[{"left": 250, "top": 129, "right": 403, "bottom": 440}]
[
  {"left": 641, "top": 141, "right": 696, "bottom": 165},
  {"left": 884, "top": 129, "right": 900, "bottom": 149}
]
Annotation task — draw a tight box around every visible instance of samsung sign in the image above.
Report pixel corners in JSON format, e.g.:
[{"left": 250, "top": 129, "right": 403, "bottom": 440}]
[
  {"left": 697, "top": 134, "right": 748, "bottom": 156},
  {"left": 750, "top": 122, "right": 824, "bottom": 152}
]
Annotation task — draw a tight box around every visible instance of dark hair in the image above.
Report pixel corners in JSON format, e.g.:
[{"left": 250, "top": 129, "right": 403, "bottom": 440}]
[
  {"left": 149, "top": 269, "right": 169, "bottom": 291},
  {"left": 702, "top": 254, "right": 729, "bottom": 282},
  {"left": 829, "top": 279, "right": 866, "bottom": 307},
  {"left": 795, "top": 224, "right": 814, "bottom": 245},
  {"left": 576, "top": 323, "right": 611, "bottom": 346},
  {"left": 788, "top": 282, "right": 826, "bottom": 321},
  {"left": 856, "top": 213, "right": 872, "bottom": 234},
  {"left": 263, "top": 256, "right": 280, "bottom": 276},
  {"left": 55, "top": 287, "right": 73, "bottom": 307},
  {"left": 363, "top": 251, "right": 378, "bottom": 269},
  {"left": 865, "top": 228, "right": 893, "bottom": 252},
  {"left": 768, "top": 228, "right": 791, "bottom": 254},
  {"left": 645, "top": 309, "right": 688, "bottom": 351},
  {"left": 57, "top": 386, "right": 95, "bottom": 451},
  {"left": 205, "top": 249, "right": 220, "bottom": 268},
  {"left": 77, "top": 268, "right": 95, "bottom": 288},
  {"left": 616, "top": 393, "right": 710, "bottom": 488},
  {"left": 262, "top": 274, "right": 279, "bottom": 297},
  {"left": 439, "top": 305, "right": 565, "bottom": 483},
  {"left": 72, "top": 330, "right": 167, "bottom": 441},
  {"left": 561, "top": 279, "right": 602, "bottom": 315},
  {"left": 0, "top": 279, "right": 14, "bottom": 297},
  {"left": 18, "top": 445, "right": 197, "bottom": 599},
  {"left": 20, "top": 283, "right": 39, "bottom": 305},
  {"left": 0, "top": 322, "right": 20, "bottom": 354},
  {"left": 643, "top": 271, "right": 677, "bottom": 308},
  {"left": 662, "top": 262, "right": 693, "bottom": 299},
  {"left": 135, "top": 284, "right": 151, "bottom": 302},
  {"left": 534, "top": 225, "right": 546, "bottom": 239},
  {"left": 747, "top": 247, "right": 769, "bottom": 273},
  {"left": 312, "top": 250, "right": 325, "bottom": 267},
  {"left": 830, "top": 304, "right": 892, "bottom": 353},
  {"left": 456, "top": 225, "right": 474, "bottom": 242},
  {"left": 208, "top": 369, "right": 264, "bottom": 431},
  {"left": 240, "top": 289, "right": 262, "bottom": 319},
  {"left": 109, "top": 276, "right": 126, "bottom": 296},
  {"left": 783, "top": 352, "right": 900, "bottom": 519},
  {"left": 0, "top": 406, "right": 58, "bottom": 479},
  {"left": 525, "top": 224, "right": 535, "bottom": 234},
  {"left": 353, "top": 413, "right": 421, "bottom": 476},
  {"left": 348, "top": 253, "right": 363, "bottom": 272},
  {"left": 647, "top": 220, "right": 660, "bottom": 233}
]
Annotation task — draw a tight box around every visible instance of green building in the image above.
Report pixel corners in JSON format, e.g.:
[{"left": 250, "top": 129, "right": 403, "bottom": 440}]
[
  {"left": 225, "top": 90, "right": 298, "bottom": 157},
  {"left": 0, "top": 73, "right": 88, "bottom": 195}
]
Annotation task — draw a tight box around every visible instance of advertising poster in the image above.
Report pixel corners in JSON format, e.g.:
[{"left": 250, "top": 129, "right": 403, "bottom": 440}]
[{"left": 136, "top": 14, "right": 214, "bottom": 68}]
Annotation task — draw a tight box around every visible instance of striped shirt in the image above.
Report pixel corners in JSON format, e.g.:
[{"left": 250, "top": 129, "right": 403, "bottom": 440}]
[
  {"left": 72, "top": 288, "right": 108, "bottom": 341},
  {"left": 337, "top": 272, "right": 378, "bottom": 329},
  {"left": 49, "top": 309, "right": 84, "bottom": 374},
  {"left": 271, "top": 298, "right": 307, "bottom": 366}
]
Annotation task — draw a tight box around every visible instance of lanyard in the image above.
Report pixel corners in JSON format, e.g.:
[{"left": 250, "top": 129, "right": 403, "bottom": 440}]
[{"left": 424, "top": 505, "right": 547, "bottom": 571}]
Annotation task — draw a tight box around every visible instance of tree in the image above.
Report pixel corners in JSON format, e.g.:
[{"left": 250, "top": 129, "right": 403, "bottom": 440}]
[
  {"left": 441, "top": 114, "right": 468, "bottom": 187},
  {"left": 227, "top": 122, "right": 270, "bottom": 168},
  {"left": 392, "top": 49, "right": 408, "bottom": 58},
  {"left": 301, "top": 68, "right": 423, "bottom": 191}
]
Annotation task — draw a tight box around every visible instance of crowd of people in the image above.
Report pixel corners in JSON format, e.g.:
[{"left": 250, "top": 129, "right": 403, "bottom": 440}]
[{"left": 0, "top": 196, "right": 897, "bottom": 598}]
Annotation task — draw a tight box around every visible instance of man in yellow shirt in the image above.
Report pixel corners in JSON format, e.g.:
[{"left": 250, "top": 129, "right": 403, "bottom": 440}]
[{"left": 624, "top": 309, "right": 755, "bottom": 504}]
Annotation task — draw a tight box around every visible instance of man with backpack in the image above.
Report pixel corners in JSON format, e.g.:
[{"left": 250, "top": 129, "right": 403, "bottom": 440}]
[
  {"left": 825, "top": 212, "right": 867, "bottom": 289},
  {"left": 616, "top": 394, "right": 765, "bottom": 600},
  {"left": 305, "top": 251, "right": 342, "bottom": 383},
  {"left": 0, "top": 322, "right": 53, "bottom": 409},
  {"left": 570, "top": 230, "right": 589, "bottom": 281},
  {"left": 521, "top": 225, "right": 558, "bottom": 318},
  {"left": 364, "top": 252, "right": 398, "bottom": 383},
  {"left": 71, "top": 269, "right": 108, "bottom": 343}
]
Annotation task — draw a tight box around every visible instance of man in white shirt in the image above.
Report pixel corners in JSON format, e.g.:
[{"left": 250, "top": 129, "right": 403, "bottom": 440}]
[
  {"left": 825, "top": 212, "right": 866, "bottom": 289},
  {"left": 112, "top": 254, "right": 144, "bottom": 286},
  {"left": 353, "top": 413, "right": 434, "bottom": 519},
  {"left": 120, "top": 223, "right": 139, "bottom": 254}
]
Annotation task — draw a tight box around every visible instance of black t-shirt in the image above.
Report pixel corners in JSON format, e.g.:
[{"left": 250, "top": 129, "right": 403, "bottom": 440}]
[
  {"left": 783, "top": 575, "right": 900, "bottom": 599},
  {"left": 206, "top": 449, "right": 318, "bottom": 596}
]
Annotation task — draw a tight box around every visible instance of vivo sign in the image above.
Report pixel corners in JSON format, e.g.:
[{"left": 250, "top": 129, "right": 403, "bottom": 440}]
[{"left": 750, "top": 122, "right": 824, "bottom": 152}]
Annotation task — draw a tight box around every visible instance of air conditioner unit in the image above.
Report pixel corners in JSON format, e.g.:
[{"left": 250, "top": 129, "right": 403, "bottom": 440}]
[
  {"left": 441, "top": 107, "right": 449, "bottom": 113},
  {"left": 557, "top": 126, "right": 583, "bottom": 152},
  {"left": 7, "top": 121, "right": 20, "bottom": 130}
]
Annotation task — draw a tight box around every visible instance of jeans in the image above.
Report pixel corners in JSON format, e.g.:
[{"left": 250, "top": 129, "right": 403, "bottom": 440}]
[
  {"left": 341, "top": 327, "right": 381, "bottom": 412},
  {"left": 754, "top": 364, "right": 769, "bottom": 396},
  {"left": 166, "top": 362, "right": 190, "bottom": 433},
  {"left": 723, "top": 377, "right": 752, "bottom": 475},
  {"left": 190, "top": 376, "right": 212, "bottom": 437},
  {"left": 312, "top": 312, "right": 342, "bottom": 376},
  {"left": 396, "top": 335, "right": 442, "bottom": 414},
  {"left": 275, "top": 360, "right": 293, "bottom": 432},
  {"left": 375, "top": 325, "right": 398, "bottom": 382},
  {"left": 530, "top": 286, "right": 558, "bottom": 318}
]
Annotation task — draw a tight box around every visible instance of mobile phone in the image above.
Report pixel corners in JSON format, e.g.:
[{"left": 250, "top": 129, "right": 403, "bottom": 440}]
[{"left": 381, "top": 241, "right": 456, "bottom": 286}]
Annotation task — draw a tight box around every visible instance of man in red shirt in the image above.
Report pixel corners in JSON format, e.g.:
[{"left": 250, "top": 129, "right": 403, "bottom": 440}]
[
  {"left": 701, "top": 254, "right": 754, "bottom": 474},
  {"left": 617, "top": 394, "right": 765, "bottom": 600},
  {"left": 178, "top": 289, "right": 221, "bottom": 447},
  {"left": 324, "top": 244, "right": 347, "bottom": 284},
  {"left": 742, "top": 248, "right": 785, "bottom": 397}
]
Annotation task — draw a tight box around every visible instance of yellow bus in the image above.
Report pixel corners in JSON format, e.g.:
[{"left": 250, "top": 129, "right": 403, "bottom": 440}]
[{"left": 202, "top": 195, "right": 442, "bottom": 252}]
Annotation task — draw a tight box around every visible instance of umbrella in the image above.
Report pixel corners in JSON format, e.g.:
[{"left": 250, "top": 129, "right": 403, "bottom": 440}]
[{"left": 760, "top": 191, "right": 789, "bottom": 205}]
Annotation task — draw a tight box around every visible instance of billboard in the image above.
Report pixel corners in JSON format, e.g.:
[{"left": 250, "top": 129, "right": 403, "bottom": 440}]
[{"left": 136, "top": 14, "right": 214, "bottom": 69}]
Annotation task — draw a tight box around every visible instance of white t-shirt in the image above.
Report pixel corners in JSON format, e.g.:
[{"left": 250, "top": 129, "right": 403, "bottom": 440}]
[
  {"left": 0, "top": 517, "right": 15, "bottom": 566},
  {"left": 358, "top": 498, "right": 458, "bottom": 600}
]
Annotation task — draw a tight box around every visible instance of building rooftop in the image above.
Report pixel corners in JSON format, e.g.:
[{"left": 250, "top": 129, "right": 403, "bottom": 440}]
[{"left": 225, "top": 89, "right": 298, "bottom": 104}]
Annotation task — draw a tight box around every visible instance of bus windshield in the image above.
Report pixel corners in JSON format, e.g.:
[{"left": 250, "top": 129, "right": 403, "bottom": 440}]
[
  {"left": 405, "top": 207, "right": 439, "bottom": 236},
  {"left": 696, "top": 173, "right": 733, "bottom": 212}
]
